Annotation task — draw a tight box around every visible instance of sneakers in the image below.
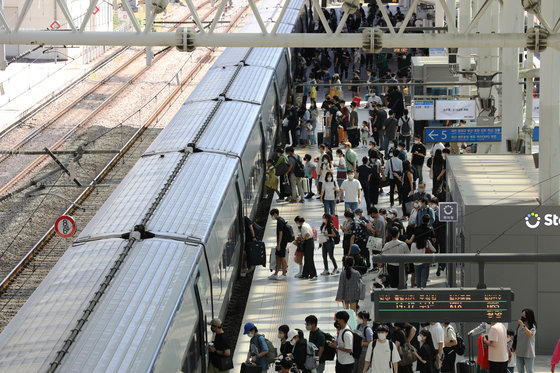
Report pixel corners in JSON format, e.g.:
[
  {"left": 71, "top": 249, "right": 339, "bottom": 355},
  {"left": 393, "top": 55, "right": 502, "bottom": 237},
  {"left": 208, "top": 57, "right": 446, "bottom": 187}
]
[
  {"left": 331, "top": 268, "right": 339, "bottom": 275},
  {"left": 309, "top": 276, "right": 318, "bottom": 281},
  {"left": 320, "top": 270, "right": 330, "bottom": 276},
  {"left": 277, "top": 274, "right": 287, "bottom": 281},
  {"left": 268, "top": 274, "right": 279, "bottom": 280},
  {"left": 295, "top": 273, "right": 303, "bottom": 278},
  {"left": 288, "top": 198, "right": 298, "bottom": 203},
  {"left": 299, "top": 199, "right": 305, "bottom": 203}
]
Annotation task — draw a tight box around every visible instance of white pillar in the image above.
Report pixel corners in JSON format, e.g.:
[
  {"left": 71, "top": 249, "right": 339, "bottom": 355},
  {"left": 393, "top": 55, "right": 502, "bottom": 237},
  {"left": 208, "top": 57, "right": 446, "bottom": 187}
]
[
  {"left": 446, "top": 0, "right": 456, "bottom": 28},
  {"left": 145, "top": 3, "right": 153, "bottom": 66},
  {"left": 499, "top": 0, "right": 523, "bottom": 153},
  {"left": 0, "top": 0, "right": 6, "bottom": 70},
  {"left": 524, "top": 15, "right": 535, "bottom": 155},
  {"left": 539, "top": 0, "right": 560, "bottom": 205},
  {"left": 435, "top": 1, "right": 444, "bottom": 27},
  {"left": 458, "top": 0, "right": 471, "bottom": 97}
]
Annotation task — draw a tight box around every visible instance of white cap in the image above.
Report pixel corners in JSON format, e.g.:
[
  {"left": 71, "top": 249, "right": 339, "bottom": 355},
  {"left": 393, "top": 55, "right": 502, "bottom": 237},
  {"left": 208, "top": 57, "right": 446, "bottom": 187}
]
[{"left": 286, "top": 329, "right": 298, "bottom": 341}]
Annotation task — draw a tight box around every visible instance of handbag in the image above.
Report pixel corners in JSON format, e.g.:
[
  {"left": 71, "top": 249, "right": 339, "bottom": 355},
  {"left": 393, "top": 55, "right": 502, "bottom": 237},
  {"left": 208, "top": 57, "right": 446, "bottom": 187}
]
[
  {"left": 397, "top": 343, "right": 417, "bottom": 366},
  {"left": 214, "top": 355, "right": 234, "bottom": 371},
  {"left": 359, "top": 279, "right": 366, "bottom": 300},
  {"left": 366, "top": 236, "right": 383, "bottom": 251}
]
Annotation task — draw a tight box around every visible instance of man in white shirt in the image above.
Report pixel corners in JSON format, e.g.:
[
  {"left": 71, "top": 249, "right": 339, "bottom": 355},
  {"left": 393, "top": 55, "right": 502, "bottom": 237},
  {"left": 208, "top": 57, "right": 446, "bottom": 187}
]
[
  {"left": 363, "top": 324, "right": 400, "bottom": 373},
  {"left": 384, "top": 149, "right": 403, "bottom": 207},
  {"left": 366, "top": 90, "right": 382, "bottom": 109},
  {"left": 485, "top": 322, "right": 508, "bottom": 373},
  {"left": 429, "top": 322, "right": 445, "bottom": 371},
  {"left": 330, "top": 311, "right": 355, "bottom": 372},
  {"left": 337, "top": 170, "right": 362, "bottom": 212},
  {"left": 431, "top": 141, "right": 445, "bottom": 156}
]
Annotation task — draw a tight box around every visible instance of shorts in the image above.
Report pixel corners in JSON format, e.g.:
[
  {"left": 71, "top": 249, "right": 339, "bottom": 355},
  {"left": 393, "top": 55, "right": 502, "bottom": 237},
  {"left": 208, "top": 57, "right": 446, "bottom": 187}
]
[{"left": 276, "top": 241, "right": 288, "bottom": 258}]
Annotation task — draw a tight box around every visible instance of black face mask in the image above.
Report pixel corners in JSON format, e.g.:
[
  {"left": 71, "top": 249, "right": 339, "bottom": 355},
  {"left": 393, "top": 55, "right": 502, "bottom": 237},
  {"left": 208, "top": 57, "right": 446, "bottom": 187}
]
[
  {"left": 334, "top": 321, "right": 341, "bottom": 329},
  {"left": 521, "top": 316, "right": 527, "bottom": 322}
]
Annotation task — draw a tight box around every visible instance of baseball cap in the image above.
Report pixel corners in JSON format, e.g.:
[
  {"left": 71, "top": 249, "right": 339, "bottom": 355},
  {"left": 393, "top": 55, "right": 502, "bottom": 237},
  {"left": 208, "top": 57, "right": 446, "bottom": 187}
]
[
  {"left": 243, "top": 322, "right": 256, "bottom": 335},
  {"left": 350, "top": 244, "right": 361, "bottom": 255},
  {"left": 388, "top": 208, "right": 398, "bottom": 215},
  {"left": 287, "top": 329, "right": 298, "bottom": 341},
  {"left": 208, "top": 318, "right": 222, "bottom": 328},
  {"left": 354, "top": 208, "right": 363, "bottom": 214}
]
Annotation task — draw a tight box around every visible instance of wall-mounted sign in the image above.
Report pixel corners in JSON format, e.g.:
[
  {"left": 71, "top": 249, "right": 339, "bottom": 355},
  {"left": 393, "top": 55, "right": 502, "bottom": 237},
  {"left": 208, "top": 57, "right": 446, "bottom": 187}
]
[
  {"left": 413, "top": 100, "right": 435, "bottom": 121},
  {"left": 435, "top": 100, "right": 476, "bottom": 120}
]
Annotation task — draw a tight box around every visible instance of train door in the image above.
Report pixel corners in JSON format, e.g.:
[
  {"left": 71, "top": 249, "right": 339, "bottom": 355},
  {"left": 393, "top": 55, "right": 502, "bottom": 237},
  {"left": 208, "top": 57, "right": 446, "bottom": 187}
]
[{"left": 182, "top": 273, "right": 208, "bottom": 373}]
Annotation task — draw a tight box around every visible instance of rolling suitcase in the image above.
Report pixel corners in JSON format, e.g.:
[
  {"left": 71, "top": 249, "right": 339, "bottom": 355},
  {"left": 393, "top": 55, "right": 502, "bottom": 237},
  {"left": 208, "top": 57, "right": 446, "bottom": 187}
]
[
  {"left": 247, "top": 241, "right": 266, "bottom": 267},
  {"left": 457, "top": 335, "right": 476, "bottom": 373},
  {"left": 240, "top": 362, "right": 263, "bottom": 373},
  {"left": 347, "top": 127, "right": 360, "bottom": 147}
]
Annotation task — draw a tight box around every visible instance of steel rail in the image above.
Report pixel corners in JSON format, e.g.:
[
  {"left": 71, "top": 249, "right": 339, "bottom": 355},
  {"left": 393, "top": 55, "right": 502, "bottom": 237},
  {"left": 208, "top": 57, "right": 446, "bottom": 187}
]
[
  {"left": 0, "top": 1, "right": 213, "bottom": 196},
  {"left": 0, "top": 2, "right": 249, "bottom": 298}
]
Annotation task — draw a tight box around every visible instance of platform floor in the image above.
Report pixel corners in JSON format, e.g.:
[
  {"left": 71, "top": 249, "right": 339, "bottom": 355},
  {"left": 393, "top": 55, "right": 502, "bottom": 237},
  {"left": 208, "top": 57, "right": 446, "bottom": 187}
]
[{"left": 233, "top": 108, "right": 552, "bottom": 372}]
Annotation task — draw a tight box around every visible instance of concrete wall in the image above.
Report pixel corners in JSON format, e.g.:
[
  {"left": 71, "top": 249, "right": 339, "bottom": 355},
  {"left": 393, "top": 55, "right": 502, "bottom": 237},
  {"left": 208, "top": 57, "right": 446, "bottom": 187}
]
[
  {"left": 458, "top": 205, "right": 560, "bottom": 354},
  {"left": 3, "top": 0, "right": 113, "bottom": 61}
]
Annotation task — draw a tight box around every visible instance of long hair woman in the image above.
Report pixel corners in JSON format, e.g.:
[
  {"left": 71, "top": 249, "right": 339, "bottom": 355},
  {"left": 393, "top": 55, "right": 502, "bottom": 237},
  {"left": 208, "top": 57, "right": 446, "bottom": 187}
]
[
  {"left": 335, "top": 257, "right": 361, "bottom": 311},
  {"left": 319, "top": 214, "right": 338, "bottom": 275}
]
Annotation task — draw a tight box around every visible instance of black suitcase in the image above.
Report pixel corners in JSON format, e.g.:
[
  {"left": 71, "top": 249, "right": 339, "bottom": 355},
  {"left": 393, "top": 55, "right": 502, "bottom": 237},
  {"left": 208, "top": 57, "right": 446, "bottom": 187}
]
[
  {"left": 318, "top": 131, "right": 324, "bottom": 145},
  {"left": 347, "top": 127, "right": 360, "bottom": 147},
  {"left": 240, "top": 362, "right": 263, "bottom": 373},
  {"left": 247, "top": 241, "right": 266, "bottom": 267},
  {"left": 457, "top": 335, "right": 476, "bottom": 373}
]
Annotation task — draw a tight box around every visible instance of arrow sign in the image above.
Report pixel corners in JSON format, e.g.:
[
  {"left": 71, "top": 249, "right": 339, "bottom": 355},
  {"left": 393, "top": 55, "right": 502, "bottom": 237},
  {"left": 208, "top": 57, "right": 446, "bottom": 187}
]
[{"left": 423, "top": 127, "right": 502, "bottom": 143}]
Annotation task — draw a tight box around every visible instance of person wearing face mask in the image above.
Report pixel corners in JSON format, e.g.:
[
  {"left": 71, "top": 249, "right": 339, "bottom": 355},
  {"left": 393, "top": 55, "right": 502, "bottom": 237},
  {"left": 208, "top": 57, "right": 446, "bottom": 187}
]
[
  {"left": 244, "top": 322, "right": 270, "bottom": 372},
  {"left": 287, "top": 329, "right": 312, "bottom": 373},
  {"left": 384, "top": 149, "right": 403, "bottom": 208},
  {"left": 415, "top": 197, "right": 435, "bottom": 229},
  {"left": 320, "top": 214, "right": 339, "bottom": 275},
  {"left": 411, "top": 136, "right": 426, "bottom": 184},
  {"left": 363, "top": 324, "right": 401, "bottom": 373},
  {"left": 514, "top": 309, "right": 537, "bottom": 373},
  {"left": 305, "top": 315, "right": 327, "bottom": 373},
  {"left": 385, "top": 208, "right": 404, "bottom": 244},
  {"left": 208, "top": 318, "right": 232, "bottom": 373},
  {"left": 336, "top": 149, "right": 348, "bottom": 201},
  {"left": 330, "top": 311, "right": 355, "bottom": 372},
  {"left": 413, "top": 330, "right": 437, "bottom": 373},
  {"left": 412, "top": 183, "right": 431, "bottom": 209},
  {"left": 337, "top": 170, "right": 362, "bottom": 212},
  {"left": 278, "top": 325, "right": 292, "bottom": 358},
  {"left": 320, "top": 171, "right": 339, "bottom": 215},
  {"left": 317, "top": 151, "right": 332, "bottom": 198},
  {"left": 294, "top": 216, "right": 317, "bottom": 280},
  {"left": 354, "top": 311, "right": 374, "bottom": 373}
]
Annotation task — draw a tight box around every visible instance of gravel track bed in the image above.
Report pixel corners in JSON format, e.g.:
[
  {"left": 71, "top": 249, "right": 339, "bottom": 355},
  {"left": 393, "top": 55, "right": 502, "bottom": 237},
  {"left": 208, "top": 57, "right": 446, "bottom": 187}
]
[{"left": 0, "top": 1, "right": 251, "bottom": 332}]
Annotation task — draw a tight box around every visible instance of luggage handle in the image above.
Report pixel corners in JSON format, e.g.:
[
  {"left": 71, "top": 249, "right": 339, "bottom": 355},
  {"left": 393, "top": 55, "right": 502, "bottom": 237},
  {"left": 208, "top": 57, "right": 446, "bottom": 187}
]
[{"left": 468, "top": 333, "right": 474, "bottom": 362}]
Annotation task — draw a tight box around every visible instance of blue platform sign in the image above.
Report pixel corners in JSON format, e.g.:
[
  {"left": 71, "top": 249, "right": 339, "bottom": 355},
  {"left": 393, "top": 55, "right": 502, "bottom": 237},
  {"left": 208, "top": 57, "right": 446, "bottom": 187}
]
[
  {"left": 424, "top": 127, "right": 502, "bottom": 143},
  {"left": 533, "top": 127, "right": 539, "bottom": 142}
]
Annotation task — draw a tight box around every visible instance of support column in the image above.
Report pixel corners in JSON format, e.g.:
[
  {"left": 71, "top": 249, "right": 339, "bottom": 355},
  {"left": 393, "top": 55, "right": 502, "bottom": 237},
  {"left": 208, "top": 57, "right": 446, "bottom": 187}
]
[
  {"left": 523, "top": 14, "right": 535, "bottom": 155},
  {"left": 145, "top": 3, "right": 153, "bottom": 66},
  {"left": 435, "top": 1, "right": 444, "bottom": 27},
  {"left": 0, "top": 0, "right": 6, "bottom": 70},
  {"left": 539, "top": 0, "right": 560, "bottom": 205},
  {"left": 458, "top": 0, "right": 472, "bottom": 97},
  {"left": 499, "top": 0, "right": 523, "bottom": 153}
]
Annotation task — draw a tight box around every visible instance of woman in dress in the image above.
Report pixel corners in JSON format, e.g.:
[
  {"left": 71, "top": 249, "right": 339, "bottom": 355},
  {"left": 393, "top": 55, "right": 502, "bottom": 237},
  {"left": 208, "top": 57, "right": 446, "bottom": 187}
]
[{"left": 335, "top": 256, "right": 362, "bottom": 311}]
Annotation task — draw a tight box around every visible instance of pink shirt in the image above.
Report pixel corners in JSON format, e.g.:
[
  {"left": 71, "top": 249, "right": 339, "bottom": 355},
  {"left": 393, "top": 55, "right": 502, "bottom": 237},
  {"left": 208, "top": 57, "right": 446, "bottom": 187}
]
[{"left": 552, "top": 338, "right": 560, "bottom": 369}]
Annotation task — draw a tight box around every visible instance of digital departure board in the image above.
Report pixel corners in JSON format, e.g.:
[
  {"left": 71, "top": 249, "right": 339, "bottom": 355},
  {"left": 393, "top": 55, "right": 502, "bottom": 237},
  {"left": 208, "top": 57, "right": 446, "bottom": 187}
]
[{"left": 373, "top": 288, "right": 514, "bottom": 322}]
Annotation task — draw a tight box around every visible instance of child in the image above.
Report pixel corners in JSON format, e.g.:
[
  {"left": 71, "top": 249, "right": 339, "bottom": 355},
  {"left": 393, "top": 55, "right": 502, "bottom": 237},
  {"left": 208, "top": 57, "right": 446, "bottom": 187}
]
[
  {"left": 263, "top": 159, "right": 279, "bottom": 199},
  {"left": 507, "top": 329, "right": 516, "bottom": 373},
  {"left": 305, "top": 120, "right": 314, "bottom": 146},
  {"left": 360, "top": 121, "right": 369, "bottom": 147}
]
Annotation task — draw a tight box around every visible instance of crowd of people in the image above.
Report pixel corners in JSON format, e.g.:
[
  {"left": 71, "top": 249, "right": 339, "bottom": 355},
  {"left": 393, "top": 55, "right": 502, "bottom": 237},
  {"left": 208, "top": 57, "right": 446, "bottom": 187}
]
[{"left": 211, "top": 310, "right": 541, "bottom": 373}]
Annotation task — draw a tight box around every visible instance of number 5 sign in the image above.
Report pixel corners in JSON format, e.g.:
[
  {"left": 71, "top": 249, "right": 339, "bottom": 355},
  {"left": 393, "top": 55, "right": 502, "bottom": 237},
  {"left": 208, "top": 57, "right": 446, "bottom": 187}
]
[{"left": 55, "top": 215, "right": 76, "bottom": 238}]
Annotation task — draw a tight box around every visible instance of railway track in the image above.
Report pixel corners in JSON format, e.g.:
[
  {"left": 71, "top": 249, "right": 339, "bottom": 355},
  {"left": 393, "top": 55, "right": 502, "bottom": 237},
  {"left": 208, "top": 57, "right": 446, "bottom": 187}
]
[
  {"left": 0, "top": 1, "right": 215, "bottom": 196},
  {"left": 0, "top": 2, "right": 251, "bottom": 333}
]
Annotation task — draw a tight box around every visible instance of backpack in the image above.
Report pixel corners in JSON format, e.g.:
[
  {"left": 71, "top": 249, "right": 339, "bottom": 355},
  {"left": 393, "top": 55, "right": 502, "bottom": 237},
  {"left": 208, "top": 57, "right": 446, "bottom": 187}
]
[
  {"left": 333, "top": 227, "right": 341, "bottom": 245},
  {"left": 276, "top": 156, "right": 289, "bottom": 176},
  {"left": 454, "top": 334, "right": 466, "bottom": 356},
  {"left": 321, "top": 331, "right": 336, "bottom": 361},
  {"left": 280, "top": 218, "right": 295, "bottom": 242},
  {"left": 304, "top": 341, "right": 319, "bottom": 370},
  {"left": 397, "top": 342, "right": 417, "bottom": 366},
  {"left": 289, "top": 155, "right": 305, "bottom": 177},
  {"left": 262, "top": 336, "right": 277, "bottom": 364},
  {"left": 401, "top": 116, "right": 411, "bottom": 135},
  {"left": 369, "top": 339, "right": 395, "bottom": 369},
  {"left": 342, "top": 329, "right": 363, "bottom": 360}
]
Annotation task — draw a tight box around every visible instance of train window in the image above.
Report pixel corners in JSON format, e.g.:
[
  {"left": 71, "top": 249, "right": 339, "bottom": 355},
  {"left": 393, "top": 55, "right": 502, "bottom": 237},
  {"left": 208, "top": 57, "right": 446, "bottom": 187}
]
[{"left": 182, "top": 333, "right": 202, "bottom": 373}]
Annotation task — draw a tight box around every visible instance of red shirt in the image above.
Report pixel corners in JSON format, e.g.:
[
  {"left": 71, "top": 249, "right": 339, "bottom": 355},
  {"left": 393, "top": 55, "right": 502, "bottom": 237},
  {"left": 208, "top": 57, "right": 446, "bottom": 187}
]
[{"left": 477, "top": 335, "right": 490, "bottom": 370}]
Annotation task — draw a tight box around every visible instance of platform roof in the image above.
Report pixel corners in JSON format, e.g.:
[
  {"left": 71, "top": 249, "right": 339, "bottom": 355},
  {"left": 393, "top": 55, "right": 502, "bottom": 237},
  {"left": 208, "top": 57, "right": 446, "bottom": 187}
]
[{"left": 447, "top": 154, "right": 539, "bottom": 206}]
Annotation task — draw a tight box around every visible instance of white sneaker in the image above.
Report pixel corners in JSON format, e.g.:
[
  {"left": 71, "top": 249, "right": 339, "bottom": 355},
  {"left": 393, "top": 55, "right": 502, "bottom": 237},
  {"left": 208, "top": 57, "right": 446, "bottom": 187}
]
[
  {"left": 331, "top": 268, "right": 339, "bottom": 275},
  {"left": 320, "top": 270, "right": 329, "bottom": 276},
  {"left": 309, "top": 276, "right": 318, "bottom": 281},
  {"left": 277, "top": 275, "right": 287, "bottom": 281},
  {"left": 295, "top": 273, "right": 303, "bottom": 278},
  {"left": 268, "top": 274, "right": 278, "bottom": 280}
]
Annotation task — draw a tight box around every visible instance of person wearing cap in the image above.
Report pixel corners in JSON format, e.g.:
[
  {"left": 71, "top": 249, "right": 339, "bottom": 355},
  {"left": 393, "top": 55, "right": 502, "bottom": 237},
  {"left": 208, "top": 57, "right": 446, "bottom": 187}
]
[
  {"left": 208, "top": 318, "right": 231, "bottom": 373},
  {"left": 287, "top": 329, "right": 311, "bottom": 373},
  {"left": 244, "top": 322, "right": 269, "bottom": 372},
  {"left": 363, "top": 324, "right": 400, "bottom": 373}
]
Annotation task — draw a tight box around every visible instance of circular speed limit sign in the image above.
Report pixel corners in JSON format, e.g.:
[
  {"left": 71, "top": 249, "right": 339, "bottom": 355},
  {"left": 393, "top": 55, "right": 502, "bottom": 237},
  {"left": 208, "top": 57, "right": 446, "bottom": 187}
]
[{"left": 55, "top": 215, "right": 76, "bottom": 238}]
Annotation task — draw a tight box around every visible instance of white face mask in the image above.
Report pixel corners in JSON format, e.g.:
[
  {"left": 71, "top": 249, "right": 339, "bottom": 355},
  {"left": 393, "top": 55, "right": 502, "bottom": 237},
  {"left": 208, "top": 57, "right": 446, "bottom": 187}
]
[
  {"left": 415, "top": 140, "right": 420, "bottom": 144},
  {"left": 290, "top": 339, "right": 297, "bottom": 346},
  {"left": 377, "top": 333, "right": 387, "bottom": 341},
  {"left": 357, "top": 318, "right": 363, "bottom": 324},
  {"left": 413, "top": 202, "right": 419, "bottom": 208},
  {"left": 248, "top": 332, "right": 254, "bottom": 338},
  {"left": 387, "top": 213, "right": 394, "bottom": 219},
  {"left": 418, "top": 335, "right": 423, "bottom": 343},
  {"left": 348, "top": 174, "right": 354, "bottom": 180},
  {"left": 327, "top": 177, "right": 333, "bottom": 182}
]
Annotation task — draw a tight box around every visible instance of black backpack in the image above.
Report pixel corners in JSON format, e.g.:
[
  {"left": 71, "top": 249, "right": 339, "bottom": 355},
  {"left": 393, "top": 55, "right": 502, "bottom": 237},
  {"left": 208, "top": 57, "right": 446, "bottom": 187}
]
[
  {"left": 279, "top": 218, "right": 295, "bottom": 242},
  {"left": 342, "top": 329, "right": 363, "bottom": 360},
  {"left": 289, "top": 155, "right": 305, "bottom": 177},
  {"left": 454, "top": 334, "right": 466, "bottom": 356},
  {"left": 321, "top": 331, "right": 336, "bottom": 361},
  {"left": 401, "top": 116, "right": 411, "bottom": 135},
  {"left": 330, "top": 225, "right": 341, "bottom": 245},
  {"left": 369, "top": 339, "right": 395, "bottom": 369}
]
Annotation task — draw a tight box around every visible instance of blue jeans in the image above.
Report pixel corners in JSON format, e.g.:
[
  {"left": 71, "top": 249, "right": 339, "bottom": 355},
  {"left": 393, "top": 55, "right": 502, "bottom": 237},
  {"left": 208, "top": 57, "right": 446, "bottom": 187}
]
[
  {"left": 516, "top": 357, "right": 534, "bottom": 373},
  {"left": 323, "top": 199, "right": 336, "bottom": 215},
  {"left": 415, "top": 263, "right": 430, "bottom": 288},
  {"left": 345, "top": 202, "right": 358, "bottom": 211}
]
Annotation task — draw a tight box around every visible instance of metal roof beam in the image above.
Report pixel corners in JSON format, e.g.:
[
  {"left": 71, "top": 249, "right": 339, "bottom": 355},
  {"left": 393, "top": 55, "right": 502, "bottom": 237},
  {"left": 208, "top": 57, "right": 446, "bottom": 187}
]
[
  {"left": 121, "top": 0, "right": 142, "bottom": 33},
  {"left": 184, "top": 0, "right": 205, "bottom": 33},
  {"left": 464, "top": 0, "right": 494, "bottom": 34},
  {"left": 311, "top": 0, "right": 332, "bottom": 34},
  {"left": 271, "top": 0, "right": 291, "bottom": 34},
  {"left": 55, "top": 0, "right": 77, "bottom": 32},
  {"left": 0, "top": 5, "right": 11, "bottom": 33},
  {"left": 79, "top": 0, "right": 100, "bottom": 32},
  {"left": 15, "top": 0, "right": 34, "bottom": 32},
  {"left": 398, "top": 0, "right": 420, "bottom": 36},
  {"left": 375, "top": 0, "right": 395, "bottom": 34}
]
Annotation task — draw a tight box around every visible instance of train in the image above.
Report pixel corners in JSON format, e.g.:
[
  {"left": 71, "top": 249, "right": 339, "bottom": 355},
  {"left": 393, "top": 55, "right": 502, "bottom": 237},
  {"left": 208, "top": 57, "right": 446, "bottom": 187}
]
[{"left": 0, "top": 0, "right": 309, "bottom": 371}]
